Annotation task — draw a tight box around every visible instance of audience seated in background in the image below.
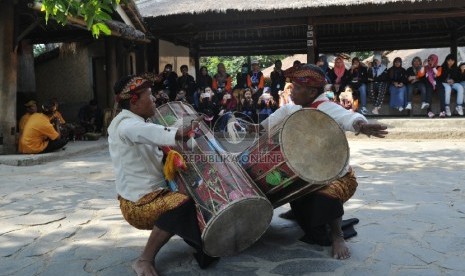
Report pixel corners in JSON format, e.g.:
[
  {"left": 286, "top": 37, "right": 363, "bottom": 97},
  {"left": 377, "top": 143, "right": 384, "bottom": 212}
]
[
  {"left": 406, "top": 56, "right": 427, "bottom": 112},
  {"left": 78, "top": 99, "right": 103, "bottom": 133},
  {"left": 19, "top": 100, "right": 37, "bottom": 135},
  {"left": 19, "top": 101, "right": 68, "bottom": 154},
  {"left": 387, "top": 57, "right": 408, "bottom": 112},
  {"left": 367, "top": 54, "right": 389, "bottom": 115}
]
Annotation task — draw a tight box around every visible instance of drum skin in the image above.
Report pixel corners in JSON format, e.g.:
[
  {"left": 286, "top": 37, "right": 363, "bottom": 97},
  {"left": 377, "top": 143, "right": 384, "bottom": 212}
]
[
  {"left": 281, "top": 109, "right": 349, "bottom": 183},
  {"left": 154, "top": 102, "right": 273, "bottom": 257}
]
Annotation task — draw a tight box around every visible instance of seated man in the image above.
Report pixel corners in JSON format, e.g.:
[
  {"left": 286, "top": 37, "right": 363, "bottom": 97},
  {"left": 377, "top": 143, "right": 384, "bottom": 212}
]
[
  {"left": 109, "top": 75, "right": 216, "bottom": 276},
  {"left": 78, "top": 99, "right": 103, "bottom": 133},
  {"left": 19, "top": 101, "right": 68, "bottom": 154},
  {"left": 252, "top": 64, "right": 387, "bottom": 260},
  {"left": 19, "top": 100, "right": 37, "bottom": 134}
]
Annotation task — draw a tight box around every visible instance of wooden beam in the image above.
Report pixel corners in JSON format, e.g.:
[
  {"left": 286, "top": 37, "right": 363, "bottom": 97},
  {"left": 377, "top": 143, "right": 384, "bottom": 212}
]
[{"left": 314, "top": 10, "right": 465, "bottom": 25}]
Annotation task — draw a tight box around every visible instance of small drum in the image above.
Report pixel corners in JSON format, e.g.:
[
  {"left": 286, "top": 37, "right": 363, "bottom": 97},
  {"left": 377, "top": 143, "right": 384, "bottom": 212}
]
[
  {"left": 239, "top": 108, "right": 350, "bottom": 208},
  {"left": 152, "top": 102, "right": 273, "bottom": 257}
]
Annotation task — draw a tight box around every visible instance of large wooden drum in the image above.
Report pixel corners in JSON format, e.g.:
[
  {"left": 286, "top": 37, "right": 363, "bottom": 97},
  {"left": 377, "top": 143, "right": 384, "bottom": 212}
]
[
  {"left": 239, "top": 108, "right": 350, "bottom": 207},
  {"left": 152, "top": 102, "right": 273, "bottom": 257}
]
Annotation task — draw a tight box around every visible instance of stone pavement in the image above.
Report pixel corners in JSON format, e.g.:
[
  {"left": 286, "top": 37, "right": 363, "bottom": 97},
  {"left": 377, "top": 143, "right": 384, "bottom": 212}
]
[{"left": 1, "top": 138, "right": 465, "bottom": 276}]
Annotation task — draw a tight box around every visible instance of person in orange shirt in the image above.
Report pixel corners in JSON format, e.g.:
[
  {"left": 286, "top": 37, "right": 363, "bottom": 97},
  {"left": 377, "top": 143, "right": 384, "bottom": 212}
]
[
  {"left": 247, "top": 60, "right": 265, "bottom": 101},
  {"left": 50, "top": 98, "right": 66, "bottom": 124},
  {"left": 19, "top": 100, "right": 37, "bottom": 134},
  {"left": 19, "top": 101, "right": 68, "bottom": 154},
  {"left": 212, "top": 63, "right": 232, "bottom": 98}
]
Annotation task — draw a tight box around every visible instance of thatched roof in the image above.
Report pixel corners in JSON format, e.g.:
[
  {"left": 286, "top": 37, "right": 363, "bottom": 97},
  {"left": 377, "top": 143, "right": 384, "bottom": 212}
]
[{"left": 136, "top": 0, "right": 426, "bottom": 18}]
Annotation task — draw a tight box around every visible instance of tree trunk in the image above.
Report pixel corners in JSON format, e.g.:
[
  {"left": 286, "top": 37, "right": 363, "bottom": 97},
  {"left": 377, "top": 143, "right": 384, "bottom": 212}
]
[{"left": 0, "top": 1, "right": 18, "bottom": 154}]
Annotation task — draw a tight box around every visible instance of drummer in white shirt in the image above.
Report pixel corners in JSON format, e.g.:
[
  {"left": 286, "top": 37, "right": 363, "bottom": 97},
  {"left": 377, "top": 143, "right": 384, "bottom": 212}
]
[
  {"left": 108, "top": 75, "right": 214, "bottom": 276},
  {"left": 251, "top": 64, "right": 387, "bottom": 260}
]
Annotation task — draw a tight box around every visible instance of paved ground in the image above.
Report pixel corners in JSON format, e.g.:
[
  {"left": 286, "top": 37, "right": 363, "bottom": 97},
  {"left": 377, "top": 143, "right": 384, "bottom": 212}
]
[{"left": 1, "top": 139, "right": 465, "bottom": 276}]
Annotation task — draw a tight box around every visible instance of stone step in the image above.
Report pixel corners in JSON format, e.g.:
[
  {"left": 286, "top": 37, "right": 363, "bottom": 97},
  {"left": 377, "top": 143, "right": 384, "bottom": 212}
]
[{"left": 348, "top": 117, "right": 465, "bottom": 139}]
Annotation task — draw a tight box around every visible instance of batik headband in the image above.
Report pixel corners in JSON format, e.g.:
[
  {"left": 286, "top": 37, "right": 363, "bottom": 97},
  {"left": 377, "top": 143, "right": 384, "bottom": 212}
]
[
  {"left": 284, "top": 64, "right": 326, "bottom": 88},
  {"left": 116, "top": 76, "right": 152, "bottom": 103}
]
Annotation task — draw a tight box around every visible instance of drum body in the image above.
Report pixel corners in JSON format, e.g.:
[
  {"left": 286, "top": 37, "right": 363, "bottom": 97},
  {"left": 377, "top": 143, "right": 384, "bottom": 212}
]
[
  {"left": 239, "top": 108, "right": 350, "bottom": 208},
  {"left": 153, "top": 102, "right": 273, "bottom": 257}
]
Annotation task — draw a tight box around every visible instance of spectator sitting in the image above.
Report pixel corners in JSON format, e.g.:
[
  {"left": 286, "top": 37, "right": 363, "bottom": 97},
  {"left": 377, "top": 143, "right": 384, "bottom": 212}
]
[
  {"left": 50, "top": 98, "right": 73, "bottom": 139},
  {"left": 387, "top": 57, "right": 408, "bottom": 112},
  {"left": 154, "top": 89, "right": 170, "bottom": 107},
  {"left": 19, "top": 100, "right": 37, "bottom": 135},
  {"left": 195, "top": 66, "right": 213, "bottom": 109},
  {"left": 270, "top": 60, "right": 286, "bottom": 102},
  {"left": 367, "top": 54, "right": 389, "bottom": 115},
  {"left": 257, "top": 87, "right": 278, "bottom": 123},
  {"left": 198, "top": 87, "right": 219, "bottom": 125},
  {"left": 279, "top": 82, "right": 295, "bottom": 107},
  {"left": 239, "top": 89, "right": 257, "bottom": 122},
  {"left": 217, "top": 91, "right": 238, "bottom": 131},
  {"left": 406, "top": 56, "right": 427, "bottom": 111},
  {"left": 339, "top": 86, "right": 357, "bottom": 112},
  {"left": 78, "top": 99, "right": 103, "bottom": 133},
  {"left": 212, "top": 63, "right": 233, "bottom": 98},
  {"left": 177, "top": 65, "right": 196, "bottom": 104},
  {"left": 175, "top": 89, "right": 189, "bottom": 104},
  {"left": 348, "top": 57, "right": 369, "bottom": 115},
  {"left": 329, "top": 56, "right": 350, "bottom": 94},
  {"left": 235, "top": 63, "right": 249, "bottom": 90},
  {"left": 247, "top": 60, "right": 265, "bottom": 101},
  {"left": 323, "top": 84, "right": 336, "bottom": 102},
  {"left": 439, "top": 54, "right": 464, "bottom": 116},
  {"left": 18, "top": 101, "right": 68, "bottom": 154}
]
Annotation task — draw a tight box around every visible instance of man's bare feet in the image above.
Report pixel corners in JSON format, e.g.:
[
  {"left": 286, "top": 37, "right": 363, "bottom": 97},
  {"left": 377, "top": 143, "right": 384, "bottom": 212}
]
[
  {"left": 332, "top": 236, "right": 350, "bottom": 260},
  {"left": 132, "top": 258, "right": 158, "bottom": 276}
]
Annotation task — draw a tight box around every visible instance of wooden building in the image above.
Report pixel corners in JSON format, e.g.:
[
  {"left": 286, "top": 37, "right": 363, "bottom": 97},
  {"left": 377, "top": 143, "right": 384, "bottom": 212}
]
[
  {"left": 0, "top": 0, "right": 149, "bottom": 154},
  {"left": 137, "top": 0, "right": 465, "bottom": 64}
]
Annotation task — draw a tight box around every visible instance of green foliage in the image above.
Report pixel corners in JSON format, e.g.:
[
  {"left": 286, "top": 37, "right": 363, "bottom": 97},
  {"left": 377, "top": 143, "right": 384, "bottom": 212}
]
[
  {"left": 351, "top": 51, "right": 374, "bottom": 61},
  {"left": 200, "top": 55, "right": 287, "bottom": 85},
  {"left": 33, "top": 44, "right": 47, "bottom": 57},
  {"left": 39, "top": 0, "right": 121, "bottom": 38}
]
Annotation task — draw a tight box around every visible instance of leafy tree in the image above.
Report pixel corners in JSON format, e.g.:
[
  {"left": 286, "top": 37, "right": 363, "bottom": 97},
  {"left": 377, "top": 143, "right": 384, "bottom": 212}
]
[
  {"left": 39, "top": 0, "right": 119, "bottom": 38},
  {"left": 200, "top": 55, "right": 287, "bottom": 85}
]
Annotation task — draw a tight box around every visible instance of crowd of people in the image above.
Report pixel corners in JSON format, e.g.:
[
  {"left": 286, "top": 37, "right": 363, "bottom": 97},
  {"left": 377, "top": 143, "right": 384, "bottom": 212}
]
[
  {"left": 148, "top": 53, "right": 465, "bottom": 122},
  {"left": 146, "top": 60, "right": 293, "bottom": 131},
  {"left": 317, "top": 53, "right": 465, "bottom": 117}
]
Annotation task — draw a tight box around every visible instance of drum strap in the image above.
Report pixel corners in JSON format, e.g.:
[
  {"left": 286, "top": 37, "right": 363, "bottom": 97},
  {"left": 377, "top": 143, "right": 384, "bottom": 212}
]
[{"left": 309, "top": 100, "right": 328, "bottom": 109}]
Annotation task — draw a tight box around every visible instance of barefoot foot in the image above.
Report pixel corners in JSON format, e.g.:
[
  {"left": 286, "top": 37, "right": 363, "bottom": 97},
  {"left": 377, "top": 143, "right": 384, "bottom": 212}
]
[
  {"left": 332, "top": 236, "right": 350, "bottom": 260},
  {"left": 132, "top": 258, "right": 158, "bottom": 276}
]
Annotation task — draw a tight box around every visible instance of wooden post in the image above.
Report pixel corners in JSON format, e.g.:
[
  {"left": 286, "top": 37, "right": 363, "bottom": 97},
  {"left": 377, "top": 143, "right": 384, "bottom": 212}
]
[
  {"left": 307, "top": 19, "right": 317, "bottom": 64},
  {"left": 105, "top": 37, "right": 118, "bottom": 108},
  {"left": 0, "top": 1, "right": 18, "bottom": 154},
  {"left": 190, "top": 44, "right": 200, "bottom": 80}
]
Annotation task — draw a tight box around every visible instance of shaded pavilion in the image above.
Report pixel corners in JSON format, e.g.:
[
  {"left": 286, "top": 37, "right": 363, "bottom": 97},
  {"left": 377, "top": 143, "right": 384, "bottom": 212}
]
[{"left": 137, "top": 0, "right": 465, "bottom": 70}]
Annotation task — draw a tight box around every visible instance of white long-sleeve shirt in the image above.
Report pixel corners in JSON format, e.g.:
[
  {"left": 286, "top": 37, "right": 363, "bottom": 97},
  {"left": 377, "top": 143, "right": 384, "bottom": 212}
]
[
  {"left": 261, "top": 93, "right": 367, "bottom": 132},
  {"left": 108, "top": 109, "right": 178, "bottom": 202},
  {"left": 260, "top": 93, "right": 368, "bottom": 176}
]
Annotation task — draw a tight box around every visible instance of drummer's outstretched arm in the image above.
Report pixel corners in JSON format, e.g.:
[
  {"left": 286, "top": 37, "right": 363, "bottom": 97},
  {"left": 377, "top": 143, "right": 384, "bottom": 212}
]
[{"left": 353, "top": 120, "right": 388, "bottom": 138}]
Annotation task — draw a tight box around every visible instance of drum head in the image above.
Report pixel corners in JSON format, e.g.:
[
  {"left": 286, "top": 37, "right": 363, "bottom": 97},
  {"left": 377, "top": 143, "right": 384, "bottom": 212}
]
[
  {"left": 202, "top": 197, "right": 273, "bottom": 257},
  {"left": 280, "top": 109, "right": 349, "bottom": 183}
]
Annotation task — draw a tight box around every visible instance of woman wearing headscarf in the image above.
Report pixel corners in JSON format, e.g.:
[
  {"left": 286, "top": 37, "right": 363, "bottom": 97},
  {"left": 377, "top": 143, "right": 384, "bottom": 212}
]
[
  {"left": 438, "top": 54, "right": 464, "bottom": 116},
  {"left": 329, "top": 56, "right": 349, "bottom": 94},
  {"left": 406, "top": 56, "right": 427, "bottom": 111},
  {"left": 387, "top": 57, "right": 408, "bottom": 111},
  {"left": 348, "top": 57, "right": 369, "bottom": 115},
  {"left": 316, "top": 55, "right": 332, "bottom": 84},
  {"left": 367, "top": 54, "right": 389, "bottom": 115},
  {"left": 418, "top": 54, "right": 445, "bottom": 118}
]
